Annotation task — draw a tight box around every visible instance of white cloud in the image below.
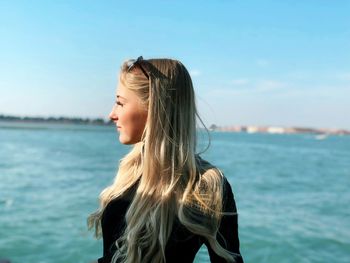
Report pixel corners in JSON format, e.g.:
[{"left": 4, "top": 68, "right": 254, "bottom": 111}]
[
  {"left": 256, "top": 80, "right": 287, "bottom": 92},
  {"left": 231, "top": 78, "right": 249, "bottom": 85},
  {"left": 189, "top": 69, "right": 201, "bottom": 77},
  {"left": 227, "top": 78, "right": 287, "bottom": 92}
]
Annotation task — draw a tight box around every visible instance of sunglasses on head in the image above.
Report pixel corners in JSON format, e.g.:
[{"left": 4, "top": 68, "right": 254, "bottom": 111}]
[{"left": 126, "top": 56, "right": 150, "bottom": 80}]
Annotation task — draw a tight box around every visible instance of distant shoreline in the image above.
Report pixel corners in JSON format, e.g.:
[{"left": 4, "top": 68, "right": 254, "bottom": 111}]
[
  {"left": 1, "top": 114, "right": 349, "bottom": 135},
  {"left": 208, "top": 124, "right": 350, "bottom": 136},
  {"left": 0, "top": 114, "right": 112, "bottom": 126}
]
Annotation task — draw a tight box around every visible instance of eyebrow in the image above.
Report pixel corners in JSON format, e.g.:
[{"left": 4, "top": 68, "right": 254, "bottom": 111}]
[{"left": 116, "top": 95, "right": 127, "bottom": 101}]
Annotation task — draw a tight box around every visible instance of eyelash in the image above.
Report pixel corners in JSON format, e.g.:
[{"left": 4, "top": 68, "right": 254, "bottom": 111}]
[{"left": 115, "top": 101, "right": 124, "bottom": 107}]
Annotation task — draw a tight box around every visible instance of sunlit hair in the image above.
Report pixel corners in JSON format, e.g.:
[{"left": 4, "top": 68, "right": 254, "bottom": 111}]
[{"left": 88, "top": 58, "right": 235, "bottom": 262}]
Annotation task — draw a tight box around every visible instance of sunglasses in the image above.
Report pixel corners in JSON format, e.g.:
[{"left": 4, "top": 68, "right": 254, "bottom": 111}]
[{"left": 126, "top": 56, "right": 150, "bottom": 80}]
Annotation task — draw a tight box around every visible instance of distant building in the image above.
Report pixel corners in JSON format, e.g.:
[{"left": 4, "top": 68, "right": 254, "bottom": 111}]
[
  {"left": 267, "top": 127, "right": 285, "bottom": 134},
  {"left": 247, "top": 126, "right": 259, "bottom": 133}
]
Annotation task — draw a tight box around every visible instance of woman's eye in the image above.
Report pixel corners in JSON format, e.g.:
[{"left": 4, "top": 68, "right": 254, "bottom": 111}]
[{"left": 116, "top": 101, "right": 124, "bottom": 107}]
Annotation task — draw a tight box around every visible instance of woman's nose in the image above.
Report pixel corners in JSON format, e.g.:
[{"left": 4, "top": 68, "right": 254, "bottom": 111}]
[{"left": 109, "top": 105, "right": 118, "bottom": 121}]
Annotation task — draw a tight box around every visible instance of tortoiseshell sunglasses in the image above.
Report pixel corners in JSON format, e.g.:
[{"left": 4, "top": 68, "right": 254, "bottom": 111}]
[{"left": 126, "top": 56, "right": 150, "bottom": 80}]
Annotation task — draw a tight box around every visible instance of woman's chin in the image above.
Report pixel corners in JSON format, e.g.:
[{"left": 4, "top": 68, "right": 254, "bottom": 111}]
[
  {"left": 119, "top": 135, "right": 134, "bottom": 145},
  {"left": 118, "top": 133, "right": 143, "bottom": 145},
  {"left": 118, "top": 135, "right": 127, "bottom": 144}
]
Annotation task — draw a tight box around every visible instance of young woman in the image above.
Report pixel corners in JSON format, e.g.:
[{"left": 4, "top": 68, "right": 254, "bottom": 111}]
[{"left": 89, "top": 57, "right": 244, "bottom": 263}]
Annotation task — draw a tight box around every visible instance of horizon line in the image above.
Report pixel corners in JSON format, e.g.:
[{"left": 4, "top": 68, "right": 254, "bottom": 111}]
[{"left": 0, "top": 113, "right": 349, "bottom": 132}]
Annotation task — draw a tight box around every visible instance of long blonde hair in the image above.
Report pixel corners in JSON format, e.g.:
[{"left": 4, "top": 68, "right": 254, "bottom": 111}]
[{"left": 88, "top": 58, "right": 235, "bottom": 262}]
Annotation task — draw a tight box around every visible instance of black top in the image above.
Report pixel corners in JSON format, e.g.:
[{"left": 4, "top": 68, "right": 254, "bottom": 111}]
[{"left": 97, "top": 177, "right": 243, "bottom": 263}]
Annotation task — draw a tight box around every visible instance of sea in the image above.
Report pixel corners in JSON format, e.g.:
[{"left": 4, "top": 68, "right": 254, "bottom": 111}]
[{"left": 0, "top": 121, "right": 349, "bottom": 263}]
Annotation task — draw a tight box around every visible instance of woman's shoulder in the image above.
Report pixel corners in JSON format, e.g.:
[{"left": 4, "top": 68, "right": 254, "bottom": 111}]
[
  {"left": 195, "top": 155, "right": 226, "bottom": 185},
  {"left": 195, "top": 155, "right": 215, "bottom": 170},
  {"left": 195, "top": 155, "right": 237, "bottom": 210}
]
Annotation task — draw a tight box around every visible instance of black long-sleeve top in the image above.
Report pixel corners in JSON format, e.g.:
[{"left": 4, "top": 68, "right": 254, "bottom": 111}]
[{"left": 97, "top": 177, "right": 243, "bottom": 263}]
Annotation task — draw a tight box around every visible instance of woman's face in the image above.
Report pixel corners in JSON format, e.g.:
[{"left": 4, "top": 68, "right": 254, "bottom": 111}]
[{"left": 109, "top": 81, "right": 148, "bottom": 145}]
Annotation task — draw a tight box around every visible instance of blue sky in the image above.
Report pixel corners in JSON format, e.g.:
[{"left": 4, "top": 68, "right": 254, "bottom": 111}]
[{"left": 0, "top": 0, "right": 349, "bottom": 129}]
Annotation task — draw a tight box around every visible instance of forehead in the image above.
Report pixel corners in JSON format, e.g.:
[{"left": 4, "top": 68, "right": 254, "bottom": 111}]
[
  {"left": 116, "top": 81, "right": 126, "bottom": 96},
  {"left": 116, "top": 81, "right": 138, "bottom": 102}
]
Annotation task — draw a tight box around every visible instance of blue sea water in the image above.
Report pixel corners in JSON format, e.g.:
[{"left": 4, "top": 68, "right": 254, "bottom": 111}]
[{"left": 0, "top": 121, "right": 349, "bottom": 263}]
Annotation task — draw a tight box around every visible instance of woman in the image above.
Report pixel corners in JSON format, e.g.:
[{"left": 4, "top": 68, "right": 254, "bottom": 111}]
[{"left": 88, "top": 57, "right": 244, "bottom": 263}]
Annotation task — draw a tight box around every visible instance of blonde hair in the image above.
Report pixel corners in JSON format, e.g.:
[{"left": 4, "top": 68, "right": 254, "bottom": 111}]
[{"left": 88, "top": 58, "right": 235, "bottom": 262}]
